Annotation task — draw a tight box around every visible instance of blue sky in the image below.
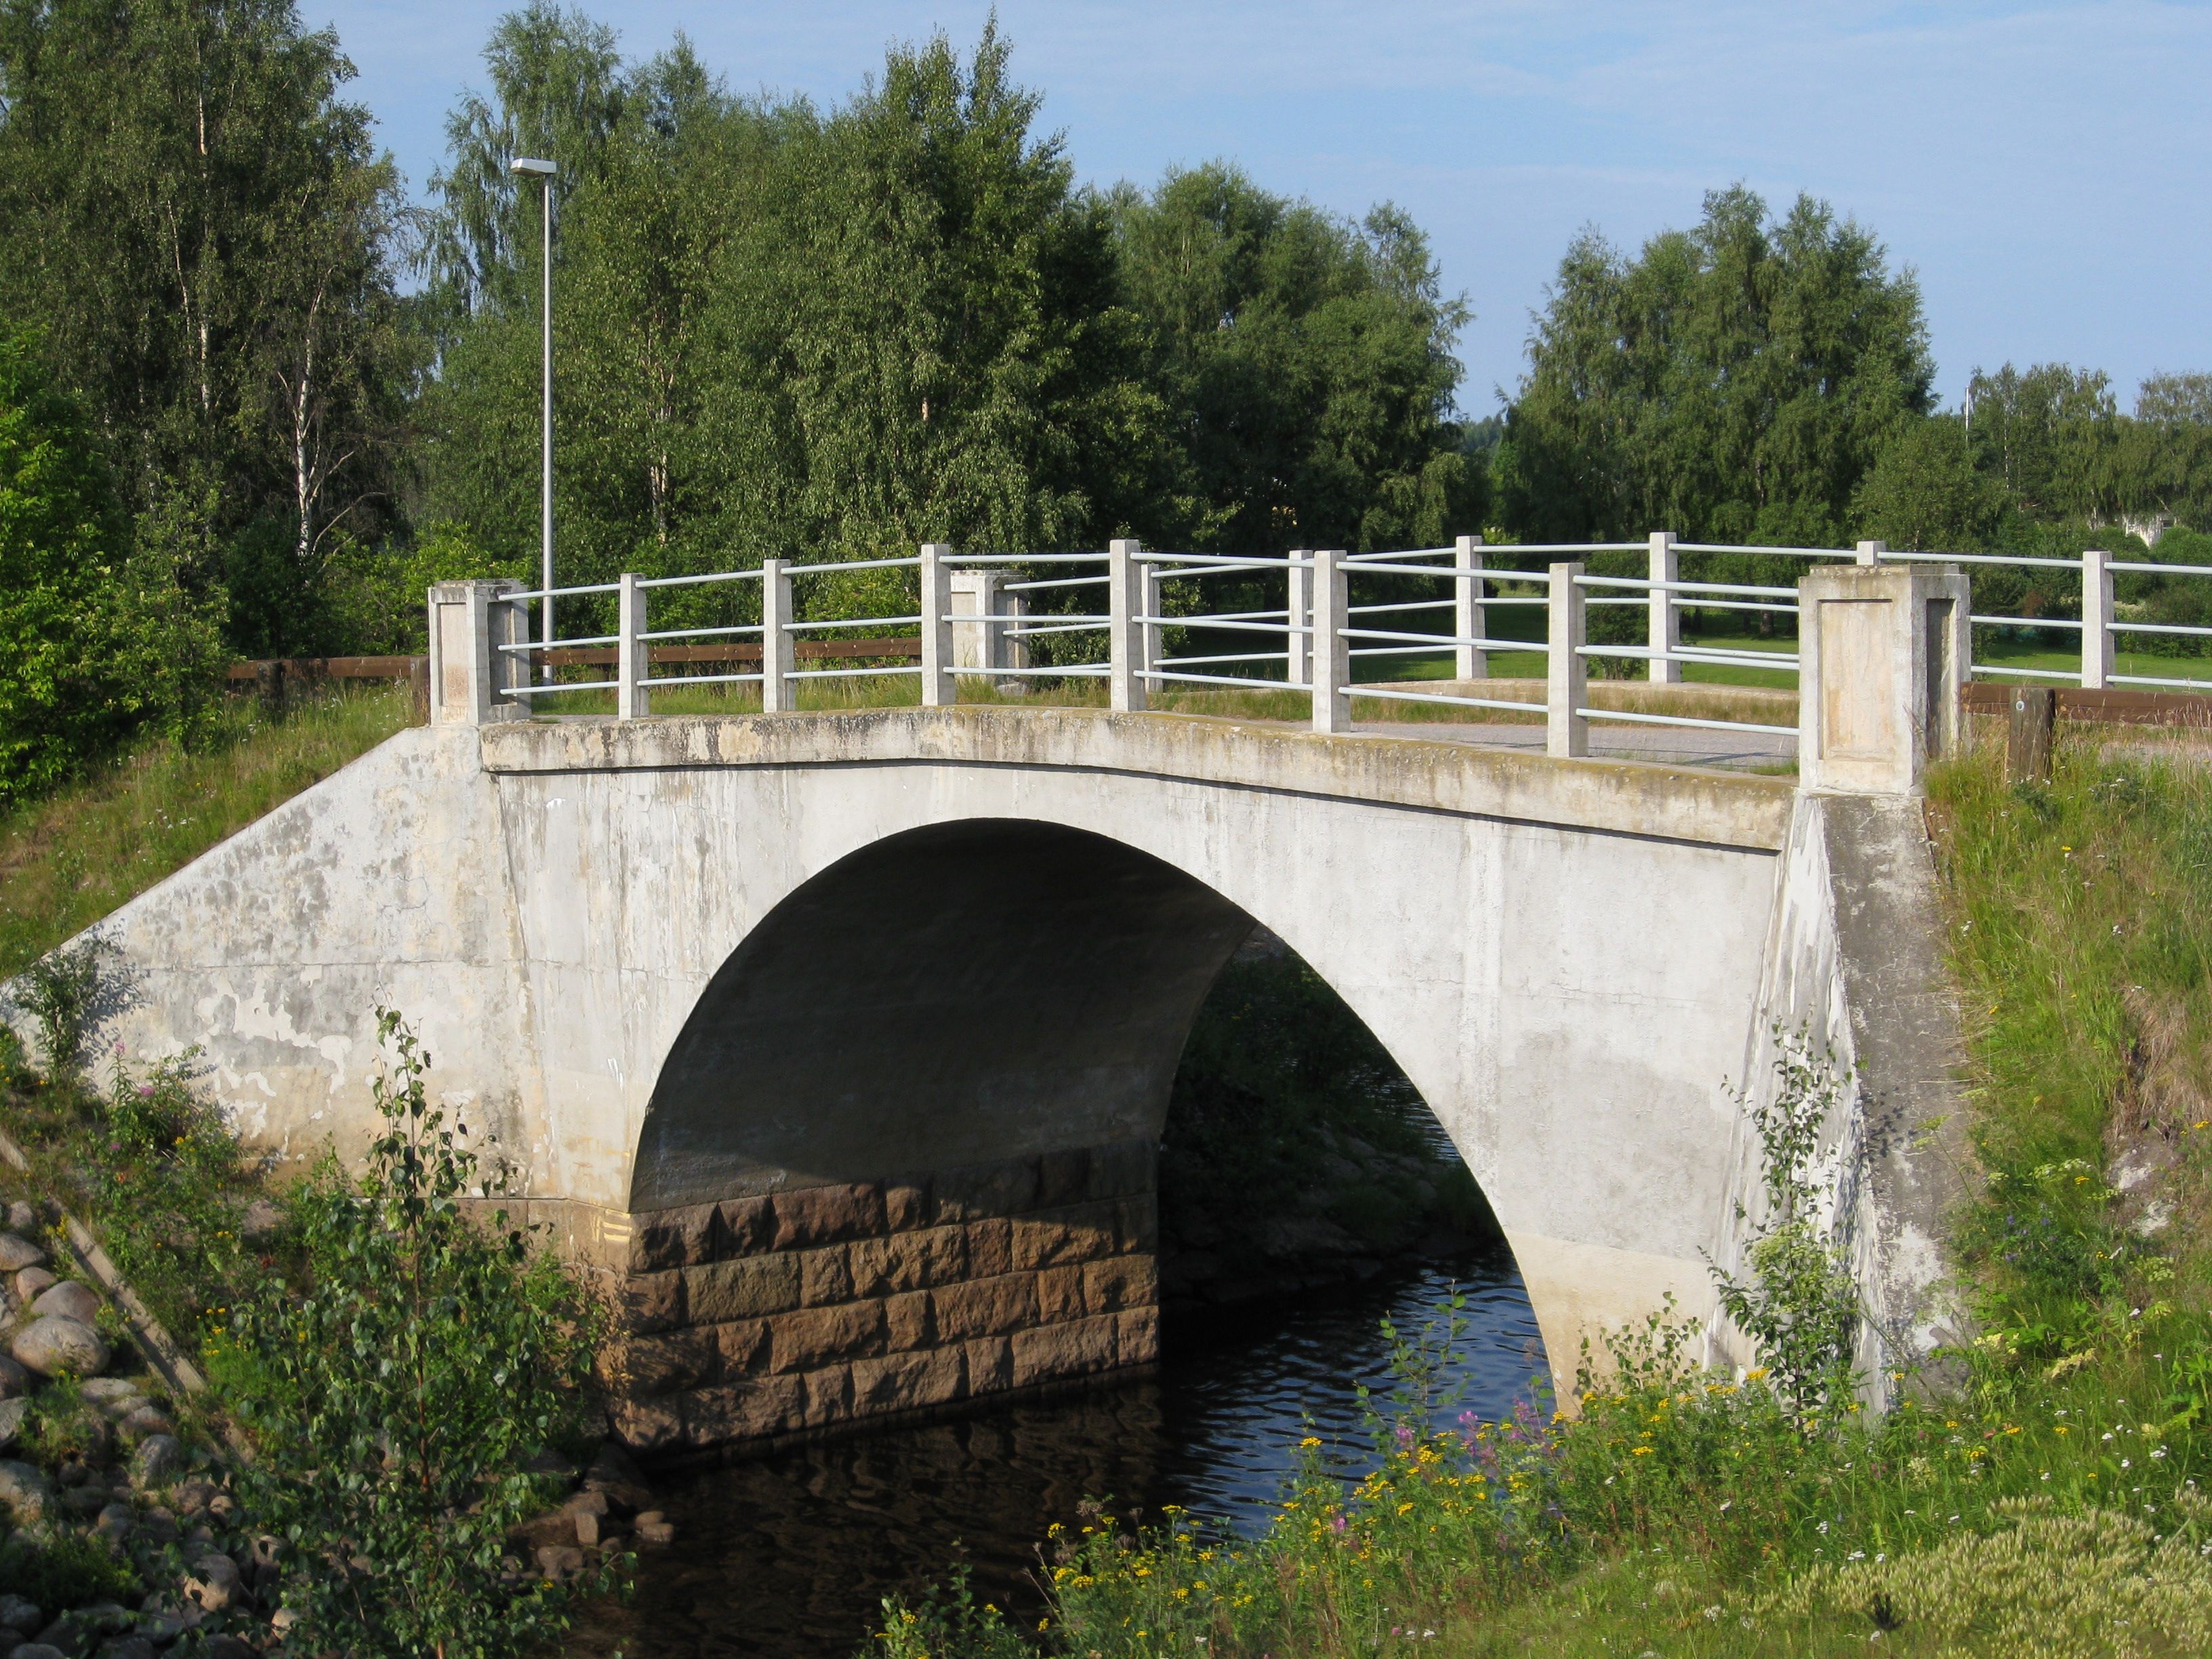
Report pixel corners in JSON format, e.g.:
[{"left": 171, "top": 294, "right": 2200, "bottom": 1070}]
[{"left": 321, "top": 1, "right": 2211, "bottom": 416}]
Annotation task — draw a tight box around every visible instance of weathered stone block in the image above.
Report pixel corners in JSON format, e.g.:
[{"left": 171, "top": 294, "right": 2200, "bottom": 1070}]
[
  {"left": 684, "top": 1373, "right": 804, "bottom": 1444},
  {"left": 1036, "top": 1148, "right": 1090, "bottom": 1208},
  {"left": 604, "top": 1328, "right": 717, "bottom": 1399},
  {"left": 884, "top": 1289, "right": 933, "bottom": 1351},
  {"left": 712, "top": 1319, "right": 771, "bottom": 1376},
  {"left": 1034, "top": 1265, "right": 1086, "bottom": 1323},
  {"left": 684, "top": 1254, "right": 800, "bottom": 1324},
  {"left": 1113, "top": 1306, "right": 1160, "bottom": 1366},
  {"left": 619, "top": 1269, "right": 685, "bottom": 1335},
  {"left": 1082, "top": 1255, "right": 1157, "bottom": 1313},
  {"left": 771, "top": 1183, "right": 884, "bottom": 1249},
  {"left": 716, "top": 1195, "right": 775, "bottom": 1255},
  {"left": 1009, "top": 1313, "right": 1117, "bottom": 1389},
  {"left": 1011, "top": 1200, "right": 1118, "bottom": 1270},
  {"left": 966, "top": 1217, "right": 1012, "bottom": 1278},
  {"left": 630, "top": 1203, "right": 719, "bottom": 1271},
  {"left": 609, "top": 1397, "right": 685, "bottom": 1456},
  {"left": 1087, "top": 1140, "right": 1155, "bottom": 1200},
  {"left": 848, "top": 1225, "right": 967, "bottom": 1296},
  {"left": 769, "top": 1302, "right": 886, "bottom": 1374},
  {"left": 930, "top": 1274, "right": 1036, "bottom": 1340},
  {"left": 803, "top": 1364, "right": 855, "bottom": 1427},
  {"left": 932, "top": 1158, "right": 1038, "bottom": 1223},
  {"left": 851, "top": 1347, "right": 965, "bottom": 1414},
  {"left": 883, "top": 1179, "right": 930, "bottom": 1232},
  {"left": 799, "top": 1244, "right": 854, "bottom": 1306},
  {"left": 964, "top": 1336, "right": 1012, "bottom": 1396},
  {"left": 1116, "top": 1193, "right": 1160, "bottom": 1252}
]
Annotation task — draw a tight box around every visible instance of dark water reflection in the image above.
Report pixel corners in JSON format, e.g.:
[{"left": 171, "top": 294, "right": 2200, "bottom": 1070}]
[{"left": 567, "top": 1248, "right": 1544, "bottom": 1659}]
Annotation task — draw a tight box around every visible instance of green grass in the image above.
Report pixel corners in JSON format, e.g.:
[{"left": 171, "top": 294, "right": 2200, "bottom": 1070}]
[
  {"left": 878, "top": 733, "right": 2212, "bottom": 1659},
  {"left": 0, "top": 684, "right": 413, "bottom": 979}
]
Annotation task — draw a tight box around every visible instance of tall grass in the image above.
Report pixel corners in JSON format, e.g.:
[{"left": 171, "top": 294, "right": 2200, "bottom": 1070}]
[{"left": 0, "top": 684, "right": 411, "bottom": 978}]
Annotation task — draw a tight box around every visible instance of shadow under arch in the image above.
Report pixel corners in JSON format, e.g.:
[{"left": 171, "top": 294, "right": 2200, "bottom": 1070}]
[{"left": 631, "top": 818, "right": 1260, "bottom": 1213}]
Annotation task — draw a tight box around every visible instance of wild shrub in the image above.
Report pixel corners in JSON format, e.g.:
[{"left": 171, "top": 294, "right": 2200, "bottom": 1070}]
[
  {"left": 8, "top": 935, "right": 112, "bottom": 1080},
  {"left": 0, "top": 1526, "right": 140, "bottom": 1608},
  {"left": 220, "top": 1009, "right": 615, "bottom": 1659},
  {"left": 1710, "top": 1031, "right": 1862, "bottom": 1416}
]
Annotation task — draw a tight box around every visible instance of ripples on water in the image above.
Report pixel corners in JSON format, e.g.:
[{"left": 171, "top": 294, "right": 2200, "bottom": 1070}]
[{"left": 568, "top": 1247, "right": 1544, "bottom": 1659}]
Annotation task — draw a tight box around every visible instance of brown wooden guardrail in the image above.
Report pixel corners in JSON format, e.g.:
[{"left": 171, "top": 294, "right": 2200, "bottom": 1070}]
[{"left": 1961, "top": 683, "right": 2212, "bottom": 728}]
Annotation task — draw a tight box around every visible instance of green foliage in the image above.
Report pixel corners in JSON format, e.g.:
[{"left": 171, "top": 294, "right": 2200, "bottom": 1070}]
[
  {"left": 7, "top": 936, "right": 113, "bottom": 1081},
  {"left": 1494, "top": 185, "right": 1933, "bottom": 552},
  {"left": 1710, "top": 1031, "right": 1862, "bottom": 1417},
  {"left": 1853, "top": 415, "right": 2006, "bottom": 552},
  {"left": 1160, "top": 950, "right": 1490, "bottom": 1272},
  {"left": 0, "top": 327, "right": 224, "bottom": 802},
  {"left": 221, "top": 1010, "right": 615, "bottom": 1658},
  {"left": 0, "top": 0, "right": 415, "bottom": 655},
  {"left": 1109, "top": 165, "right": 1479, "bottom": 556},
  {"left": 0, "top": 1525, "right": 140, "bottom": 1610}
]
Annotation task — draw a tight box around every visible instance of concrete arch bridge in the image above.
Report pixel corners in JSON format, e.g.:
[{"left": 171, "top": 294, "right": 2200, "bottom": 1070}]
[{"left": 12, "top": 561, "right": 1971, "bottom": 1455}]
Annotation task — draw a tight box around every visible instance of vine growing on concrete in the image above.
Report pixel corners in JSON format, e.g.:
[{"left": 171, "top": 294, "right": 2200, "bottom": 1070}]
[{"left": 1711, "top": 1027, "right": 1863, "bottom": 1417}]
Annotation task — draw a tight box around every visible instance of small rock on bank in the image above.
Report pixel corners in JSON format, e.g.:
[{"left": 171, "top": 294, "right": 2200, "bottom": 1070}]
[{"left": 10, "top": 1315, "right": 110, "bottom": 1378}]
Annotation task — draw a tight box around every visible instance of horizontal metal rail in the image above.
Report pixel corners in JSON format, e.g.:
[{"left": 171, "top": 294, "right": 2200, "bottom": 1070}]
[{"left": 1576, "top": 706, "right": 1799, "bottom": 737}]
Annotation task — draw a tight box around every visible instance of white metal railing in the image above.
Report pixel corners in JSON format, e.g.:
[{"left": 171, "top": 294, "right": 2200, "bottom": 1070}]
[{"left": 453, "top": 527, "right": 2212, "bottom": 760}]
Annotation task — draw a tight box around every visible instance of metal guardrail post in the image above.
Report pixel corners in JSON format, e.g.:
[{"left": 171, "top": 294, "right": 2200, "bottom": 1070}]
[
  {"left": 2081, "top": 545, "right": 2114, "bottom": 690},
  {"left": 1109, "top": 539, "right": 1147, "bottom": 712},
  {"left": 760, "top": 558, "right": 792, "bottom": 712},
  {"left": 1311, "top": 548, "right": 1349, "bottom": 734},
  {"left": 1454, "top": 535, "right": 1486, "bottom": 680},
  {"left": 427, "top": 579, "right": 526, "bottom": 725},
  {"left": 920, "top": 542, "right": 954, "bottom": 708},
  {"left": 1140, "top": 562, "right": 1163, "bottom": 690},
  {"left": 1286, "top": 551, "right": 1313, "bottom": 686},
  {"left": 1547, "top": 563, "right": 1589, "bottom": 758},
  {"left": 1647, "top": 530, "right": 1679, "bottom": 684},
  {"left": 617, "top": 573, "right": 649, "bottom": 719}
]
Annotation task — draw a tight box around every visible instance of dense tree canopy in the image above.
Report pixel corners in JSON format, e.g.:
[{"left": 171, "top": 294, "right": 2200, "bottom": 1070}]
[
  {"left": 1493, "top": 186, "right": 1935, "bottom": 548},
  {"left": 0, "top": 0, "right": 412, "bottom": 654}
]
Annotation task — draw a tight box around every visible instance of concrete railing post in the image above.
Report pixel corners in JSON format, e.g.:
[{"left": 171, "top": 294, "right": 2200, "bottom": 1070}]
[
  {"left": 617, "top": 573, "right": 649, "bottom": 720},
  {"left": 2081, "top": 545, "right": 2114, "bottom": 691},
  {"left": 919, "top": 543, "right": 954, "bottom": 708},
  {"left": 1647, "top": 530, "right": 1680, "bottom": 684},
  {"left": 1798, "top": 562, "right": 1970, "bottom": 795},
  {"left": 1547, "top": 562, "right": 1588, "bottom": 758},
  {"left": 427, "top": 579, "right": 526, "bottom": 725},
  {"left": 1286, "top": 552, "right": 1313, "bottom": 686},
  {"left": 760, "top": 558, "right": 792, "bottom": 712},
  {"left": 1310, "top": 548, "right": 1349, "bottom": 734},
  {"left": 1856, "top": 539, "right": 1887, "bottom": 567},
  {"left": 1109, "top": 539, "right": 1147, "bottom": 712},
  {"left": 1454, "top": 534, "right": 1487, "bottom": 681}
]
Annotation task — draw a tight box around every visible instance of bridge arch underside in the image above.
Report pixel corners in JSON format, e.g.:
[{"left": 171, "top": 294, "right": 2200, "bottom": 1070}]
[{"left": 635, "top": 817, "right": 1258, "bottom": 1207}]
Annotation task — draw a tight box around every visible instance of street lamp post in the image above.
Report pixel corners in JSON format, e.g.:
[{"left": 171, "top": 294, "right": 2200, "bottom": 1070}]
[{"left": 512, "top": 157, "right": 558, "bottom": 682}]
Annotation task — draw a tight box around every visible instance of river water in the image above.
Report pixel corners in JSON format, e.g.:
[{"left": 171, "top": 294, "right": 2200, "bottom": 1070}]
[{"left": 566, "top": 1246, "right": 1544, "bottom": 1659}]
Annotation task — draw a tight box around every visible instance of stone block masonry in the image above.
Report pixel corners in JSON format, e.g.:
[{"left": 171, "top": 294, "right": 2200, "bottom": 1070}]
[{"left": 594, "top": 1139, "right": 1160, "bottom": 1457}]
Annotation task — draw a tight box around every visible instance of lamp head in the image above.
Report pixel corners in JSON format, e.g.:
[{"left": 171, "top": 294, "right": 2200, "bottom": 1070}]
[{"left": 510, "top": 157, "right": 557, "bottom": 178}]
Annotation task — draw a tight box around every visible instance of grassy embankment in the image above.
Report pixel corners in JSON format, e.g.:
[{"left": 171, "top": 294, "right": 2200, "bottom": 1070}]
[
  {"left": 876, "top": 734, "right": 2212, "bottom": 1659},
  {"left": 0, "top": 684, "right": 415, "bottom": 979}
]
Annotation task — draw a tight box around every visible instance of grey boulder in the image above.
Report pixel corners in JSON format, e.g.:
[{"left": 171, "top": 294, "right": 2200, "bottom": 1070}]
[
  {"left": 0, "top": 1460, "right": 52, "bottom": 1522},
  {"left": 10, "top": 1316, "right": 108, "bottom": 1378},
  {"left": 28, "top": 1283, "right": 98, "bottom": 1326},
  {"left": 128, "top": 1435, "right": 183, "bottom": 1490},
  {"left": 0, "top": 1397, "right": 29, "bottom": 1451},
  {"left": 0, "top": 1236, "right": 43, "bottom": 1273}
]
